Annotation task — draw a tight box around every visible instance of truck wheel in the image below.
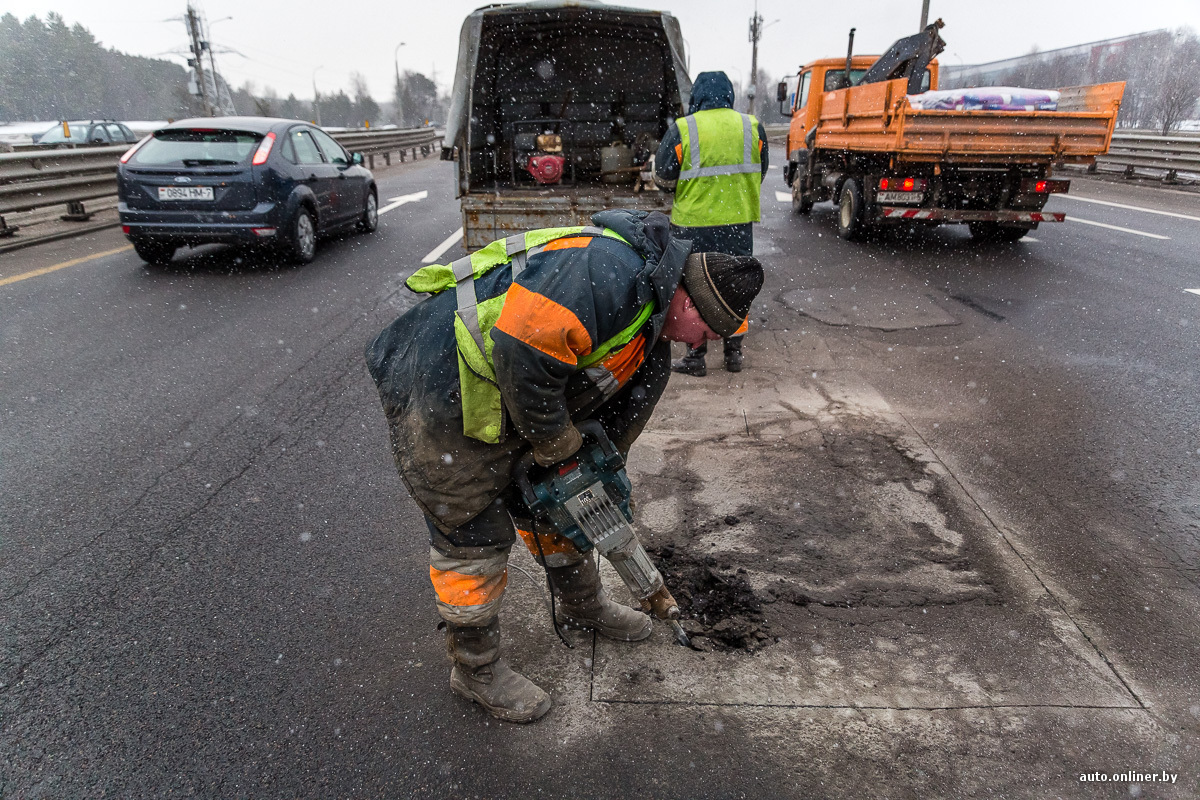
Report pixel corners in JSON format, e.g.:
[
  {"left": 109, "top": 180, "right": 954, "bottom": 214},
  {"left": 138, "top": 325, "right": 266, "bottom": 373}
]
[
  {"left": 286, "top": 206, "right": 317, "bottom": 264},
  {"left": 792, "top": 178, "right": 813, "bottom": 215},
  {"left": 969, "top": 222, "right": 1030, "bottom": 242},
  {"left": 131, "top": 238, "right": 176, "bottom": 266},
  {"left": 837, "top": 179, "right": 866, "bottom": 240}
]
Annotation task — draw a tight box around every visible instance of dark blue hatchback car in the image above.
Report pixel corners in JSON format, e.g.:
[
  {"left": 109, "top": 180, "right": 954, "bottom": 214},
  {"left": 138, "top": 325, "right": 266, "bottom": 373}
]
[{"left": 117, "top": 116, "right": 377, "bottom": 265}]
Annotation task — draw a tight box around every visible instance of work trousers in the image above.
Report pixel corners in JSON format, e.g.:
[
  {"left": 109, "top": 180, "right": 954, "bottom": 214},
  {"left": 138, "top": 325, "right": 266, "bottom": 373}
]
[{"left": 425, "top": 492, "right": 584, "bottom": 626}]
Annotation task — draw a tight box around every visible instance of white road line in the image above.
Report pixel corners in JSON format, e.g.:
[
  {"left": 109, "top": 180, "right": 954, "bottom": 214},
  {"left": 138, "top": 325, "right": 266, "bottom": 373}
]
[
  {"left": 378, "top": 190, "right": 428, "bottom": 215},
  {"left": 1062, "top": 194, "right": 1200, "bottom": 223},
  {"left": 1070, "top": 216, "right": 1170, "bottom": 240},
  {"left": 1185, "top": 289, "right": 1200, "bottom": 297},
  {"left": 775, "top": 190, "right": 791, "bottom": 203},
  {"left": 422, "top": 227, "right": 464, "bottom": 263},
  {"left": 1023, "top": 236, "right": 1039, "bottom": 242}
]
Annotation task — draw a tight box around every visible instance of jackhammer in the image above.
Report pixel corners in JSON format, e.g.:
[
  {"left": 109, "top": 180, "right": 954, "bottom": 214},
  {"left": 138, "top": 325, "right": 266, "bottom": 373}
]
[{"left": 515, "top": 420, "right": 691, "bottom": 647}]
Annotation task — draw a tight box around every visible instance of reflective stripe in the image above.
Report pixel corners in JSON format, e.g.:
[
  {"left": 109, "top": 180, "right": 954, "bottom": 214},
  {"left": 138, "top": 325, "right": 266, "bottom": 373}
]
[
  {"left": 678, "top": 112, "right": 759, "bottom": 181},
  {"left": 452, "top": 255, "right": 487, "bottom": 353},
  {"left": 506, "top": 234, "right": 528, "bottom": 278},
  {"left": 517, "top": 528, "right": 584, "bottom": 568}
]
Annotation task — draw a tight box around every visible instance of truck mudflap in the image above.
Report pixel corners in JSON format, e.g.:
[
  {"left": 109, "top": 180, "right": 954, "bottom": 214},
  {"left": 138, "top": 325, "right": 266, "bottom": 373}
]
[{"left": 878, "top": 207, "right": 1066, "bottom": 223}]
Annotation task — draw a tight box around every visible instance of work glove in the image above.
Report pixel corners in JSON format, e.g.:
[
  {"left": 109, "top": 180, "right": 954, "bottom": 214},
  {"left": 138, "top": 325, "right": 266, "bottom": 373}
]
[{"left": 530, "top": 423, "right": 583, "bottom": 467}]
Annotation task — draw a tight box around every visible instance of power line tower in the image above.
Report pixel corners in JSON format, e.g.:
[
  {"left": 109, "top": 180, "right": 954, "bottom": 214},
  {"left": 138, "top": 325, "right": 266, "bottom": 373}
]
[
  {"left": 185, "top": 4, "right": 213, "bottom": 116},
  {"left": 748, "top": 4, "right": 764, "bottom": 115}
]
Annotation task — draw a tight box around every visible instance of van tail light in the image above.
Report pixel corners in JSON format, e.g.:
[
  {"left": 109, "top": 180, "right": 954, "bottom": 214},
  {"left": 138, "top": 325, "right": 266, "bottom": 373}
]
[
  {"left": 879, "top": 177, "right": 928, "bottom": 191},
  {"left": 252, "top": 132, "right": 276, "bottom": 166},
  {"left": 120, "top": 135, "right": 151, "bottom": 164}
]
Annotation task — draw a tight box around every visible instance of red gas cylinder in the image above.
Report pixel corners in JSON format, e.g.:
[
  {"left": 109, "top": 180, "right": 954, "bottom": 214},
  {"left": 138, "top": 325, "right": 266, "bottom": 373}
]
[{"left": 526, "top": 154, "right": 565, "bottom": 184}]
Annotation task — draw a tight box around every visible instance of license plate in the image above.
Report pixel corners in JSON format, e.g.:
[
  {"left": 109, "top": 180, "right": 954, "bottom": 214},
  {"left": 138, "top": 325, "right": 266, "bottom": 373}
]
[
  {"left": 158, "top": 186, "right": 214, "bottom": 201},
  {"left": 876, "top": 191, "right": 924, "bottom": 203}
]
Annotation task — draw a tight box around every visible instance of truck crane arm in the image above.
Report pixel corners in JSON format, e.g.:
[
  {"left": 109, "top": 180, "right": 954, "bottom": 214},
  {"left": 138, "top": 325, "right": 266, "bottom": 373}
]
[{"left": 856, "top": 18, "right": 946, "bottom": 94}]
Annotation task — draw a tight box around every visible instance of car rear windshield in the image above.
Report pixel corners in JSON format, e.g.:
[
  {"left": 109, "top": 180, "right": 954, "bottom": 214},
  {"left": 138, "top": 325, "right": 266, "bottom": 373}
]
[{"left": 130, "top": 129, "right": 263, "bottom": 167}]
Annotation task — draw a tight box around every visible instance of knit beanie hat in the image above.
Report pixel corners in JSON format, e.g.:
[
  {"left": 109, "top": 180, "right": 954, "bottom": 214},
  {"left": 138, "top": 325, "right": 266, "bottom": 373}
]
[{"left": 681, "top": 252, "right": 764, "bottom": 338}]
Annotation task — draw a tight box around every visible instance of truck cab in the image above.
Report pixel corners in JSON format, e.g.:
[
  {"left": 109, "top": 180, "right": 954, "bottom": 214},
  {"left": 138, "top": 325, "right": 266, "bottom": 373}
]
[{"left": 779, "top": 56, "right": 936, "bottom": 186}]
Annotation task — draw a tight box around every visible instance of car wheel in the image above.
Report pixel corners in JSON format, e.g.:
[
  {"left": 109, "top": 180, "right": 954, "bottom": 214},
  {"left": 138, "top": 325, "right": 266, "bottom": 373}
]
[
  {"left": 131, "top": 238, "right": 176, "bottom": 266},
  {"left": 287, "top": 207, "right": 317, "bottom": 264},
  {"left": 837, "top": 178, "right": 866, "bottom": 240},
  {"left": 359, "top": 190, "right": 378, "bottom": 233},
  {"left": 969, "top": 222, "right": 1031, "bottom": 242}
]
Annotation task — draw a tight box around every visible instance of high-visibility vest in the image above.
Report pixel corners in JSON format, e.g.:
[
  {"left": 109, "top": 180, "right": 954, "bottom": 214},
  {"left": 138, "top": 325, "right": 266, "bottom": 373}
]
[
  {"left": 406, "top": 227, "right": 655, "bottom": 444},
  {"left": 671, "top": 108, "right": 762, "bottom": 228}
]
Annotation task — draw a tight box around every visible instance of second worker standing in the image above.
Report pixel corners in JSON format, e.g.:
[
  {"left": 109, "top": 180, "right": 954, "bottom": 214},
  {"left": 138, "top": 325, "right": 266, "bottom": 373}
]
[{"left": 655, "top": 70, "right": 770, "bottom": 377}]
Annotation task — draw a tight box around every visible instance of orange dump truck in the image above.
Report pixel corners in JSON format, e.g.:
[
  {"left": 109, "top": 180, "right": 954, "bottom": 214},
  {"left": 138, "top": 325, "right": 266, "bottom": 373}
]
[{"left": 777, "top": 21, "right": 1125, "bottom": 241}]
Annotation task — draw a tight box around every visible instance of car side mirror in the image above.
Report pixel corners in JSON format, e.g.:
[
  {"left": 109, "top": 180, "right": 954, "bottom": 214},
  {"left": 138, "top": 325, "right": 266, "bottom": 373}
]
[
  {"left": 777, "top": 81, "right": 792, "bottom": 118},
  {"left": 351, "top": 152, "right": 364, "bottom": 166}
]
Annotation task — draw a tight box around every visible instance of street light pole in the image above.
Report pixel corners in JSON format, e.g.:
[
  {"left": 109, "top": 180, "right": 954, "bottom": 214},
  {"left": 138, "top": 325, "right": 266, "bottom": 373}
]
[
  {"left": 748, "top": 4, "right": 763, "bottom": 115},
  {"left": 312, "top": 65, "right": 324, "bottom": 126},
  {"left": 394, "top": 42, "right": 406, "bottom": 127},
  {"left": 920, "top": 0, "right": 930, "bottom": 30}
]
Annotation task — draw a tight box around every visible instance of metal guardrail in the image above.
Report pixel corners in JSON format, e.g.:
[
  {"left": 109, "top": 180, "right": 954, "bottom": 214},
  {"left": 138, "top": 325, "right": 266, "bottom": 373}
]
[
  {"left": 1095, "top": 132, "right": 1200, "bottom": 181},
  {"left": 0, "top": 127, "right": 441, "bottom": 238}
]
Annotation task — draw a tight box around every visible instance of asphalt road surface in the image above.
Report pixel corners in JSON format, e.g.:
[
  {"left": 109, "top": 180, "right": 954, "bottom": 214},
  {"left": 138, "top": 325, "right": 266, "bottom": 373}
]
[{"left": 2, "top": 158, "right": 1198, "bottom": 798}]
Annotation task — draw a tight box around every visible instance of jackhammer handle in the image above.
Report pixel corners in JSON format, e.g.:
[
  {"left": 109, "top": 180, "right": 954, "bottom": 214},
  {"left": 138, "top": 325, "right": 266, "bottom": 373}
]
[
  {"left": 513, "top": 451, "right": 538, "bottom": 506},
  {"left": 641, "top": 585, "right": 681, "bottom": 621}
]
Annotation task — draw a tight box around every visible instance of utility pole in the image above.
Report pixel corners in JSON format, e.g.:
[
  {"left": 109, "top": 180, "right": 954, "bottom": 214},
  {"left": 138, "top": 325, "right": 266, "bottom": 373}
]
[
  {"left": 185, "top": 4, "right": 213, "bottom": 115},
  {"left": 920, "top": 0, "right": 930, "bottom": 30},
  {"left": 748, "top": 3, "right": 763, "bottom": 115}
]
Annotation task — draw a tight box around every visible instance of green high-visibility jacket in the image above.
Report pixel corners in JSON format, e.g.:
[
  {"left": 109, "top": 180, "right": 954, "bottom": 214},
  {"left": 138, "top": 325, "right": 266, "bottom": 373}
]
[{"left": 671, "top": 108, "right": 763, "bottom": 227}]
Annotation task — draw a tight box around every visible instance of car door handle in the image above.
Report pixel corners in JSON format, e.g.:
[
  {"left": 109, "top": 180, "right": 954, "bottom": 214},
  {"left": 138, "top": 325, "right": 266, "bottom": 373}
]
[{"left": 304, "top": 174, "right": 318, "bottom": 183}]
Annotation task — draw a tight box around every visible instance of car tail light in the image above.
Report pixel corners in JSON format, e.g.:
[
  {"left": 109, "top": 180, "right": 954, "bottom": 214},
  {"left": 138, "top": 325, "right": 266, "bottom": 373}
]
[
  {"left": 119, "top": 135, "right": 151, "bottom": 164},
  {"left": 122, "top": 225, "right": 131, "bottom": 234},
  {"left": 252, "top": 132, "right": 276, "bottom": 166},
  {"left": 252, "top": 227, "right": 277, "bottom": 237},
  {"left": 879, "top": 177, "right": 889, "bottom": 190}
]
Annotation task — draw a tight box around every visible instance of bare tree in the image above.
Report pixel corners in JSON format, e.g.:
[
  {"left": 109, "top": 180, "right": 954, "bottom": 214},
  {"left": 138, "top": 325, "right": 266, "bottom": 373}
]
[{"left": 1151, "top": 29, "right": 1200, "bottom": 134}]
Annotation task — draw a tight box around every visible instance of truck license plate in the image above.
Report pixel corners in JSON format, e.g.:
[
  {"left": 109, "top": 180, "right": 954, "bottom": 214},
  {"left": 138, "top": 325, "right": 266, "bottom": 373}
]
[
  {"left": 876, "top": 191, "right": 924, "bottom": 203},
  {"left": 158, "top": 186, "right": 214, "bottom": 201}
]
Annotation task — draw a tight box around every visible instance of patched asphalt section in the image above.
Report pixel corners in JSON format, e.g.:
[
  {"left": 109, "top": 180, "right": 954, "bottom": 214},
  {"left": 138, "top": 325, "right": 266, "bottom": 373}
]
[
  {"left": 587, "top": 363, "right": 1139, "bottom": 711},
  {"left": 781, "top": 286, "right": 959, "bottom": 330}
]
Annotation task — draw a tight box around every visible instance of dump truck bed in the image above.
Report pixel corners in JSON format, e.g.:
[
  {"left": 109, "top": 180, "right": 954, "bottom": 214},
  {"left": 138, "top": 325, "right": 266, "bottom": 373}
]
[{"left": 813, "top": 79, "right": 1125, "bottom": 165}]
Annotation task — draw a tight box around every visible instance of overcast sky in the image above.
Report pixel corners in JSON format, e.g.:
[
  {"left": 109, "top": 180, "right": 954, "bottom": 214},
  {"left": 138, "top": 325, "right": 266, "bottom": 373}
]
[{"left": 4, "top": 1, "right": 1198, "bottom": 101}]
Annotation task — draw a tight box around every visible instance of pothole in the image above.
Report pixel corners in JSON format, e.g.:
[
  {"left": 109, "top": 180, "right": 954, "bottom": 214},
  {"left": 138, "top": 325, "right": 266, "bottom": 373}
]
[{"left": 649, "top": 544, "right": 769, "bottom": 652}]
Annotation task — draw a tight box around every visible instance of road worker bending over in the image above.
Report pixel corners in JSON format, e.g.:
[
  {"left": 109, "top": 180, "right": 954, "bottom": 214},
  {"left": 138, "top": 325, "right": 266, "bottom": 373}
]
[
  {"left": 655, "top": 70, "right": 769, "bottom": 376},
  {"left": 366, "top": 209, "right": 763, "bottom": 723}
]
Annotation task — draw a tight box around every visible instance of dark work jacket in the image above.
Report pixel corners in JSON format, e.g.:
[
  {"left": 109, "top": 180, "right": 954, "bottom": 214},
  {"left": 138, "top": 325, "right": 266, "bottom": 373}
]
[{"left": 365, "top": 210, "right": 691, "bottom": 532}]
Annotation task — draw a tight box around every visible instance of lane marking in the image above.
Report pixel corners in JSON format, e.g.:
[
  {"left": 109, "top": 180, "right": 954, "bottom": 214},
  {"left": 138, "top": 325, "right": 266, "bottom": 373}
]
[
  {"left": 1185, "top": 289, "right": 1200, "bottom": 297},
  {"left": 422, "top": 227, "right": 464, "bottom": 264},
  {"left": 1062, "top": 194, "right": 1200, "bottom": 223},
  {"left": 379, "top": 190, "right": 428, "bottom": 215},
  {"left": 775, "top": 190, "right": 791, "bottom": 203},
  {"left": 0, "top": 245, "right": 133, "bottom": 288},
  {"left": 1023, "top": 236, "right": 1039, "bottom": 242},
  {"left": 1070, "top": 216, "right": 1170, "bottom": 240}
]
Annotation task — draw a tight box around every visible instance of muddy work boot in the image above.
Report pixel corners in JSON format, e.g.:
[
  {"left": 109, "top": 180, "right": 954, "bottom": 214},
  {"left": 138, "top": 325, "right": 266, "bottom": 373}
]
[
  {"left": 446, "top": 618, "right": 551, "bottom": 723},
  {"left": 671, "top": 344, "right": 707, "bottom": 377},
  {"left": 723, "top": 337, "right": 744, "bottom": 373},
  {"left": 546, "top": 553, "right": 652, "bottom": 641}
]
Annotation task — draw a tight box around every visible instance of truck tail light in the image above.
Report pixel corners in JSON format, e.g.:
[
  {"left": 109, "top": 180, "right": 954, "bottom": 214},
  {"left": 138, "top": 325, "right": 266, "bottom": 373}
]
[
  {"left": 120, "top": 135, "right": 151, "bottom": 164},
  {"left": 880, "top": 177, "right": 928, "bottom": 192},
  {"left": 1022, "top": 178, "right": 1069, "bottom": 194},
  {"left": 252, "top": 132, "right": 276, "bottom": 166}
]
